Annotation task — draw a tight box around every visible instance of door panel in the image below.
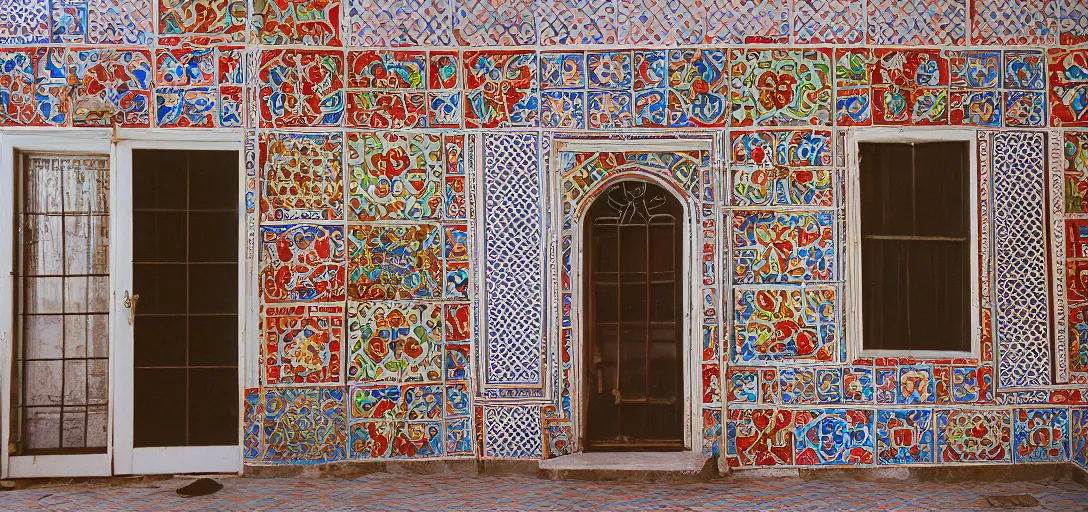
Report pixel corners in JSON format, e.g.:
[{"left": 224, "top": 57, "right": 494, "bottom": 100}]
[
  {"left": 115, "top": 145, "right": 241, "bottom": 475},
  {"left": 585, "top": 181, "right": 684, "bottom": 451}
]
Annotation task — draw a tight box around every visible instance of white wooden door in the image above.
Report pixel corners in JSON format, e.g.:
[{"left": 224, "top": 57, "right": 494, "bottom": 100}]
[{"left": 112, "top": 139, "right": 244, "bottom": 475}]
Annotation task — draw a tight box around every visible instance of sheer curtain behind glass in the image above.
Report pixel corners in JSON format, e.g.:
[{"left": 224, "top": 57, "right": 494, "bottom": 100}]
[{"left": 14, "top": 154, "right": 110, "bottom": 454}]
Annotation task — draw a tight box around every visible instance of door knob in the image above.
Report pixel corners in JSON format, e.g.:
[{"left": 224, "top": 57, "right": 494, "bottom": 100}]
[{"left": 124, "top": 290, "right": 139, "bottom": 325}]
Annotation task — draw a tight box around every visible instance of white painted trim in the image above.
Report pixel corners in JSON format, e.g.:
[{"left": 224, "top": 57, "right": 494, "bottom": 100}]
[
  {"left": 560, "top": 139, "right": 712, "bottom": 456},
  {"left": 9, "top": 454, "right": 111, "bottom": 478},
  {"left": 846, "top": 129, "right": 980, "bottom": 361},
  {"left": 0, "top": 132, "right": 113, "bottom": 479},
  {"left": 130, "top": 446, "right": 241, "bottom": 475},
  {"left": 112, "top": 133, "right": 245, "bottom": 476}
]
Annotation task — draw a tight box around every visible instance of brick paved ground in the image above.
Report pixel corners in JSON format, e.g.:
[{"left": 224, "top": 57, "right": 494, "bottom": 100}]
[{"left": 0, "top": 473, "right": 1086, "bottom": 511}]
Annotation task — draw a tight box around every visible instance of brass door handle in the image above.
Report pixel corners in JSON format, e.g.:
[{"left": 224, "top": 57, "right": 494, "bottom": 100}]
[{"left": 124, "top": 291, "right": 139, "bottom": 325}]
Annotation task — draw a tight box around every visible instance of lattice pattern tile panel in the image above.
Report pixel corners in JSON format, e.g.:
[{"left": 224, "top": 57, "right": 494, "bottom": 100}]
[
  {"left": 866, "top": 0, "right": 967, "bottom": 45},
  {"left": 991, "top": 131, "right": 1052, "bottom": 388},
  {"left": 704, "top": 0, "right": 790, "bottom": 43},
  {"left": 483, "top": 405, "right": 542, "bottom": 458},
  {"left": 1060, "top": 0, "right": 1088, "bottom": 45},
  {"left": 536, "top": 0, "right": 618, "bottom": 44},
  {"left": 793, "top": 0, "right": 865, "bottom": 44},
  {"left": 482, "top": 133, "right": 544, "bottom": 386},
  {"left": 971, "top": 0, "right": 1058, "bottom": 45},
  {"left": 345, "top": 0, "right": 453, "bottom": 46},
  {"left": 0, "top": 0, "right": 49, "bottom": 43},
  {"left": 87, "top": 0, "right": 154, "bottom": 44}
]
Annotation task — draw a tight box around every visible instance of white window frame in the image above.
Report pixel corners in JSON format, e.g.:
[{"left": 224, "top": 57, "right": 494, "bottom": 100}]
[
  {"left": 0, "top": 130, "right": 114, "bottom": 478},
  {"left": 845, "top": 128, "right": 980, "bottom": 361}
]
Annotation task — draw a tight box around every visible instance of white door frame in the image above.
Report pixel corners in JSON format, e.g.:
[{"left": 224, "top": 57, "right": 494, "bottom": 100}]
[
  {"left": 555, "top": 139, "right": 710, "bottom": 455},
  {"left": 112, "top": 130, "right": 246, "bottom": 475},
  {"left": 0, "top": 130, "right": 114, "bottom": 478}
]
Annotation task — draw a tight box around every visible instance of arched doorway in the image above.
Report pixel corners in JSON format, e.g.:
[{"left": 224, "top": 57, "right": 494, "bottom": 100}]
[{"left": 583, "top": 180, "right": 684, "bottom": 451}]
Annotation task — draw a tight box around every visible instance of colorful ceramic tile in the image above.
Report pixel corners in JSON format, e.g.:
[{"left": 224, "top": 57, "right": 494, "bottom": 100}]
[
  {"left": 875, "top": 367, "right": 897, "bottom": 404},
  {"left": 633, "top": 89, "right": 667, "bottom": 127},
  {"left": 971, "top": 0, "right": 1057, "bottom": 45},
  {"left": 871, "top": 49, "right": 948, "bottom": 125},
  {"left": 668, "top": 49, "right": 728, "bottom": 127},
  {"left": 1064, "top": 132, "right": 1088, "bottom": 213},
  {"left": 704, "top": 408, "right": 722, "bottom": 456},
  {"left": 34, "top": 48, "right": 70, "bottom": 126},
  {"left": 540, "top": 52, "right": 585, "bottom": 90},
  {"left": 263, "top": 304, "right": 343, "bottom": 385},
  {"left": 428, "top": 92, "right": 461, "bottom": 128},
  {"left": 779, "top": 367, "right": 816, "bottom": 405},
  {"left": 156, "top": 86, "right": 217, "bottom": 127},
  {"left": 587, "top": 91, "right": 632, "bottom": 129},
  {"left": 444, "top": 176, "right": 466, "bottom": 220},
  {"left": 732, "top": 211, "right": 836, "bottom": 283},
  {"left": 937, "top": 409, "right": 1012, "bottom": 462},
  {"left": 729, "top": 49, "right": 832, "bottom": 127},
  {"left": 259, "top": 224, "right": 347, "bottom": 303},
  {"left": 843, "top": 367, "right": 873, "bottom": 403},
  {"left": 68, "top": 49, "right": 152, "bottom": 127},
  {"left": 733, "top": 287, "right": 837, "bottom": 363},
  {"left": 1049, "top": 49, "right": 1088, "bottom": 126},
  {"left": 253, "top": 0, "right": 341, "bottom": 45},
  {"left": 447, "top": 416, "right": 473, "bottom": 455},
  {"left": 1073, "top": 408, "right": 1087, "bottom": 467},
  {"left": 445, "top": 343, "right": 470, "bottom": 380},
  {"left": 392, "top": 421, "right": 442, "bottom": 457},
  {"left": 264, "top": 387, "right": 347, "bottom": 462},
  {"left": 815, "top": 368, "right": 841, "bottom": 404},
  {"left": 347, "top": 224, "right": 442, "bottom": 300},
  {"left": 1004, "top": 50, "right": 1045, "bottom": 91},
  {"left": 258, "top": 50, "right": 344, "bottom": 128},
  {"left": 1073, "top": 304, "right": 1088, "bottom": 374},
  {"left": 50, "top": 0, "right": 88, "bottom": 43},
  {"left": 897, "top": 366, "right": 936, "bottom": 404},
  {"left": 1004, "top": 91, "right": 1046, "bottom": 128},
  {"left": 732, "top": 167, "right": 835, "bottom": 207},
  {"left": 347, "top": 301, "right": 442, "bottom": 383},
  {"left": 794, "top": 410, "right": 874, "bottom": 465},
  {"left": 464, "top": 51, "right": 537, "bottom": 128},
  {"left": 243, "top": 388, "right": 261, "bottom": 459},
  {"left": 260, "top": 132, "right": 344, "bottom": 222},
  {"left": 0, "top": 50, "right": 38, "bottom": 126},
  {"left": 836, "top": 88, "right": 872, "bottom": 126},
  {"left": 445, "top": 304, "right": 470, "bottom": 342},
  {"left": 727, "top": 408, "right": 794, "bottom": 466},
  {"left": 730, "top": 130, "right": 833, "bottom": 168},
  {"left": 705, "top": 0, "right": 790, "bottom": 43},
  {"left": 445, "top": 260, "right": 469, "bottom": 300},
  {"left": 948, "top": 50, "right": 999, "bottom": 89},
  {"left": 703, "top": 363, "right": 722, "bottom": 405},
  {"left": 793, "top": 0, "right": 865, "bottom": 44},
  {"left": 536, "top": 0, "right": 618, "bottom": 45},
  {"left": 346, "top": 132, "right": 442, "bottom": 221},
  {"left": 347, "top": 51, "right": 425, "bottom": 89},
  {"left": 344, "top": 0, "right": 452, "bottom": 46},
  {"left": 453, "top": 0, "right": 536, "bottom": 45},
  {"left": 541, "top": 91, "right": 585, "bottom": 129},
  {"left": 345, "top": 90, "right": 426, "bottom": 129},
  {"left": 159, "top": 0, "right": 246, "bottom": 40},
  {"left": 866, "top": 0, "right": 967, "bottom": 44},
  {"left": 877, "top": 409, "right": 934, "bottom": 464},
  {"left": 349, "top": 420, "right": 394, "bottom": 458},
  {"left": 727, "top": 368, "right": 758, "bottom": 403},
  {"left": 587, "top": 51, "right": 632, "bottom": 90},
  {"left": 949, "top": 90, "right": 1001, "bottom": 127},
  {"left": 1014, "top": 408, "right": 1069, "bottom": 462},
  {"left": 951, "top": 366, "right": 981, "bottom": 402}
]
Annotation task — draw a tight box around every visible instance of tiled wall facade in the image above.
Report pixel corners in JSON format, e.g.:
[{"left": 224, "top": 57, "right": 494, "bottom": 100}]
[{"left": 2, "top": 0, "right": 1088, "bottom": 469}]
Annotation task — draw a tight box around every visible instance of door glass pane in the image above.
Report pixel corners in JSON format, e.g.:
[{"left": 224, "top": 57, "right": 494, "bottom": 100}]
[
  {"left": 132, "top": 149, "right": 239, "bottom": 448},
  {"left": 14, "top": 154, "right": 110, "bottom": 455}
]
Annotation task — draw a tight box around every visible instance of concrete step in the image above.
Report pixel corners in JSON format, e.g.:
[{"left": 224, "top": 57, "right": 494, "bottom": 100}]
[{"left": 538, "top": 452, "right": 715, "bottom": 483}]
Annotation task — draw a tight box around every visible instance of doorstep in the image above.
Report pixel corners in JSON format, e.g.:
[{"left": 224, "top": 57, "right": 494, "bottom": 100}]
[{"left": 538, "top": 452, "right": 714, "bottom": 483}]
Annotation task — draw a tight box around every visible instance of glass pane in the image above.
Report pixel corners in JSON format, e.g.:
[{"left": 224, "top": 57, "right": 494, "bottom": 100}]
[
  {"left": 23, "top": 214, "right": 63, "bottom": 275},
  {"left": 17, "top": 154, "right": 109, "bottom": 454}
]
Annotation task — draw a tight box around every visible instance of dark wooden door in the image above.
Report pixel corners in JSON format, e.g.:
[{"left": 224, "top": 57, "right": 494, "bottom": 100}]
[{"left": 584, "top": 181, "right": 684, "bottom": 451}]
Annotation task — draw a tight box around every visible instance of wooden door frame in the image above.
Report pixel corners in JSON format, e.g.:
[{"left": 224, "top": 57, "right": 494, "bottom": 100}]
[{"left": 112, "top": 131, "right": 246, "bottom": 475}]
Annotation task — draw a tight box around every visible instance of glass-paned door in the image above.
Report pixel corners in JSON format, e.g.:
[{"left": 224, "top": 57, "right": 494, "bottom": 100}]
[
  {"left": 9, "top": 154, "right": 112, "bottom": 477},
  {"left": 114, "top": 146, "right": 241, "bottom": 475}
]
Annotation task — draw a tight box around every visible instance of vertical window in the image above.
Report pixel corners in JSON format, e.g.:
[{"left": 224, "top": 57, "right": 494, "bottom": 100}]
[
  {"left": 859, "top": 142, "right": 970, "bottom": 353},
  {"left": 14, "top": 154, "right": 110, "bottom": 454}
]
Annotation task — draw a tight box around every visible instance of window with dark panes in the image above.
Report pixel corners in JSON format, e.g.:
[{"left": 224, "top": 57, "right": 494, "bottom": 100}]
[{"left": 859, "top": 142, "right": 970, "bottom": 353}]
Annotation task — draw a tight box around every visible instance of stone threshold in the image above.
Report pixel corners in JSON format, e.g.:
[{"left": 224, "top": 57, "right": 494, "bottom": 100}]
[{"left": 538, "top": 452, "right": 715, "bottom": 483}]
